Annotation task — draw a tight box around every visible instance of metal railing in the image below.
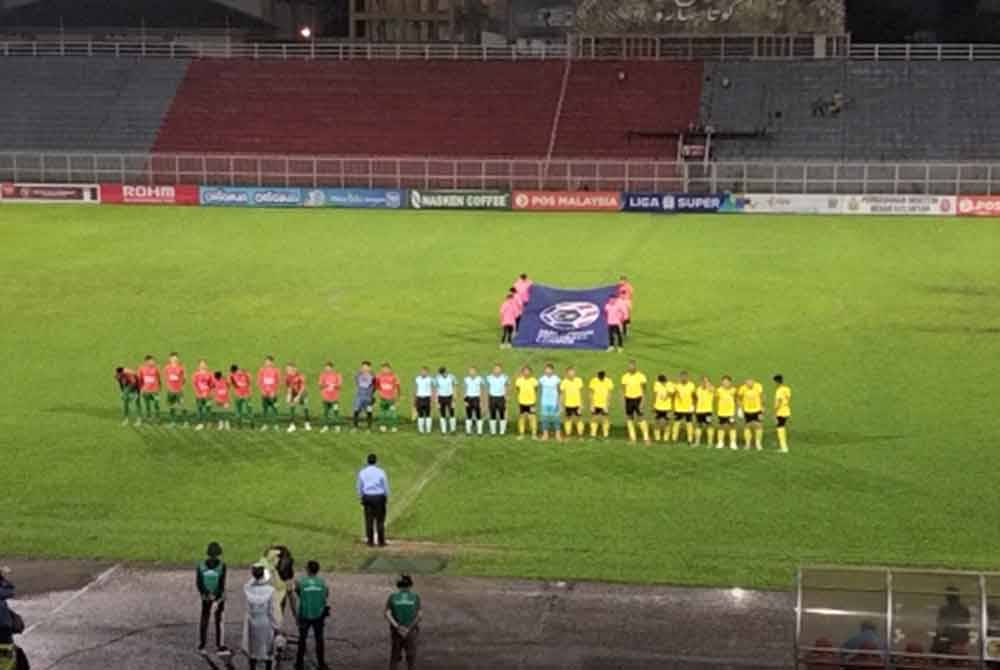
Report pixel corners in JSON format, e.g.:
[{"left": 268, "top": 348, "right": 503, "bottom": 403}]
[
  {"left": 3, "top": 152, "right": 1000, "bottom": 195},
  {"left": 5, "top": 34, "right": 1000, "bottom": 62}
]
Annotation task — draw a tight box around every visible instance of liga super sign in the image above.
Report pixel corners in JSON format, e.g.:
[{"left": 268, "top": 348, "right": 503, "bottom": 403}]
[{"left": 513, "top": 283, "right": 620, "bottom": 350}]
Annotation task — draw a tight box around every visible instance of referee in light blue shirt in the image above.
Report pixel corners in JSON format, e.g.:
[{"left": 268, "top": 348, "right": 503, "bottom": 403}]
[
  {"left": 357, "top": 453, "right": 389, "bottom": 547},
  {"left": 433, "top": 367, "right": 457, "bottom": 434},
  {"left": 413, "top": 367, "right": 434, "bottom": 435},
  {"left": 463, "top": 366, "right": 485, "bottom": 436}
]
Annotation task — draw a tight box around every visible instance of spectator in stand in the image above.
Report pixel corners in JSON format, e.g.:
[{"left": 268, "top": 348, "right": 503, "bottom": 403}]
[
  {"left": 933, "top": 586, "right": 972, "bottom": 652},
  {"left": 830, "top": 90, "right": 846, "bottom": 116},
  {"left": 843, "top": 621, "right": 880, "bottom": 654}
]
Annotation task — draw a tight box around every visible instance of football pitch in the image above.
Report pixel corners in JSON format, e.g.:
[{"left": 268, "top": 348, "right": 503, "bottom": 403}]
[{"left": 2, "top": 205, "right": 999, "bottom": 589}]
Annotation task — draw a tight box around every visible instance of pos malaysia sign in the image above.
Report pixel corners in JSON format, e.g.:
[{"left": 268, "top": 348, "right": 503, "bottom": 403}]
[
  {"left": 513, "top": 283, "right": 620, "bottom": 350},
  {"left": 512, "top": 191, "right": 620, "bottom": 211},
  {"left": 958, "top": 195, "right": 1000, "bottom": 217}
]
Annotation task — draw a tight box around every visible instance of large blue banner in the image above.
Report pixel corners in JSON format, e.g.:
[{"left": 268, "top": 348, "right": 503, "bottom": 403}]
[
  {"left": 513, "top": 283, "right": 619, "bottom": 350},
  {"left": 303, "top": 188, "right": 405, "bottom": 209},
  {"left": 199, "top": 186, "right": 303, "bottom": 207}
]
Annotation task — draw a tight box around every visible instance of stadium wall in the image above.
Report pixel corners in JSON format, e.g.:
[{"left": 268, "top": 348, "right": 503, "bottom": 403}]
[{"left": 3, "top": 181, "right": 997, "bottom": 216}]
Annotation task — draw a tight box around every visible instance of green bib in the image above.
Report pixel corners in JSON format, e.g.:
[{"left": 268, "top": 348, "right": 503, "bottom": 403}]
[
  {"left": 387, "top": 590, "right": 420, "bottom": 626},
  {"left": 199, "top": 560, "right": 224, "bottom": 595},
  {"left": 296, "top": 576, "right": 328, "bottom": 621}
]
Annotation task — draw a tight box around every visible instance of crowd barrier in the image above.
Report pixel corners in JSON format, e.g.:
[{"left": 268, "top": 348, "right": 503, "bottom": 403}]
[{"left": 2, "top": 182, "right": 999, "bottom": 217}]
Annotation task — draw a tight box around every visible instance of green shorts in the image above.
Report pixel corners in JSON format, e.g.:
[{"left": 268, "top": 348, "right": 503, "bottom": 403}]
[
  {"left": 166, "top": 391, "right": 183, "bottom": 405},
  {"left": 323, "top": 400, "right": 340, "bottom": 409},
  {"left": 290, "top": 391, "right": 309, "bottom": 405},
  {"left": 379, "top": 398, "right": 395, "bottom": 411}
]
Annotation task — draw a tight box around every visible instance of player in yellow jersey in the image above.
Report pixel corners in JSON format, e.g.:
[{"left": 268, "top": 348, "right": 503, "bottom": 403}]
[
  {"left": 772, "top": 374, "right": 791, "bottom": 453},
  {"left": 620, "top": 360, "right": 651, "bottom": 444},
  {"left": 715, "top": 375, "right": 738, "bottom": 449},
  {"left": 588, "top": 370, "right": 614, "bottom": 438},
  {"left": 514, "top": 365, "right": 539, "bottom": 440},
  {"left": 737, "top": 377, "right": 764, "bottom": 450},
  {"left": 694, "top": 376, "right": 715, "bottom": 446},
  {"left": 651, "top": 374, "right": 674, "bottom": 443},
  {"left": 560, "top": 366, "right": 585, "bottom": 438},
  {"left": 671, "top": 371, "right": 696, "bottom": 444}
]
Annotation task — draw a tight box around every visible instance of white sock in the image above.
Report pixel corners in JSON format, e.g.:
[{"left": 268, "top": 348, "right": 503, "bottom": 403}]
[
  {"left": 489, "top": 420, "right": 497, "bottom": 435},
  {"left": 465, "top": 419, "right": 472, "bottom": 434},
  {"left": 477, "top": 420, "right": 483, "bottom": 435},
  {"left": 439, "top": 418, "right": 446, "bottom": 433},
  {"left": 449, "top": 417, "right": 457, "bottom": 432},
  {"left": 500, "top": 419, "right": 507, "bottom": 434}
]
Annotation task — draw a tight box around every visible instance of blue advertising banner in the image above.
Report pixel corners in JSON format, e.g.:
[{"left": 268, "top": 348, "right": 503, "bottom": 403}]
[
  {"left": 199, "top": 186, "right": 303, "bottom": 207},
  {"left": 622, "top": 192, "right": 727, "bottom": 213},
  {"left": 303, "top": 188, "right": 405, "bottom": 209},
  {"left": 513, "top": 283, "right": 619, "bottom": 350}
]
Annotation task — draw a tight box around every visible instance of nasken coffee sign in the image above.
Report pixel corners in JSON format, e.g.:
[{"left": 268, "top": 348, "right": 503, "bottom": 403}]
[{"left": 575, "top": 0, "right": 845, "bottom": 34}]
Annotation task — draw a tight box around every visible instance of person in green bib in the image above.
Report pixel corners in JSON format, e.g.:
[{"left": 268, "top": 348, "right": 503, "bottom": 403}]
[
  {"left": 294, "top": 561, "right": 330, "bottom": 670},
  {"left": 195, "top": 541, "right": 229, "bottom": 656},
  {"left": 384, "top": 574, "right": 422, "bottom": 670}
]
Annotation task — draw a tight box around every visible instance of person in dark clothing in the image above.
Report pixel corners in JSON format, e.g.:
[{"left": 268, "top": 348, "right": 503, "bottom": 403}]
[
  {"left": 933, "top": 586, "right": 972, "bottom": 653},
  {"left": 0, "top": 567, "right": 28, "bottom": 670},
  {"left": 357, "top": 453, "right": 389, "bottom": 547},
  {"left": 196, "top": 542, "right": 229, "bottom": 656}
]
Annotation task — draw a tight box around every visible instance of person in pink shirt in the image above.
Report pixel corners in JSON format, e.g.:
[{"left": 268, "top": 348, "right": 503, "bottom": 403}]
[
  {"left": 605, "top": 296, "right": 625, "bottom": 352},
  {"left": 499, "top": 292, "right": 520, "bottom": 349},
  {"left": 618, "top": 290, "right": 633, "bottom": 339},
  {"left": 617, "top": 275, "right": 634, "bottom": 337},
  {"left": 513, "top": 273, "right": 532, "bottom": 306}
]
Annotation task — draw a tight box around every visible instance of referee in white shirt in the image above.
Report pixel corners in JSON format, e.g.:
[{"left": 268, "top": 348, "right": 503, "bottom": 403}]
[{"left": 357, "top": 453, "right": 390, "bottom": 547}]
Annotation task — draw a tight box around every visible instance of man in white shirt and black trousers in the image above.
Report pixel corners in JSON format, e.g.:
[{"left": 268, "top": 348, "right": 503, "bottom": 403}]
[{"left": 357, "top": 453, "right": 389, "bottom": 547}]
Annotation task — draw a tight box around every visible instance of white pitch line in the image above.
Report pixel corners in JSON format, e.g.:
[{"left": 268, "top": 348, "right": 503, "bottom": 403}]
[
  {"left": 24, "top": 563, "right": 121, "bottom": 635},
  {"left": 388, "top": 443, "right": 459, "bottom": 525}
]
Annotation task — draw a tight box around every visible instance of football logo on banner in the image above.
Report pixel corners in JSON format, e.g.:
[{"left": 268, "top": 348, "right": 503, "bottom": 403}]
[{"left": 514, "top": 283, "right": 620, "bottom": 350}]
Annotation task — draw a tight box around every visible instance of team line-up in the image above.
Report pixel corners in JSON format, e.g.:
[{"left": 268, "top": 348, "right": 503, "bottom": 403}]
[{"left": 114, "top": 355, "right": 793, "bottom": 452}]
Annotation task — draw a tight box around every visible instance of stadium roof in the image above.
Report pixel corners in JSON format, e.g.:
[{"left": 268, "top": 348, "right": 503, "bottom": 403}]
[{"left": 0, "top": 0, "right": 276, "bottom": 32}]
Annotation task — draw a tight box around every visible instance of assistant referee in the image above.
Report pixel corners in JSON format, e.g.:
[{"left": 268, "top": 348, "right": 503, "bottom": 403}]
[{"left": 357, "top": 453, "right": 389, "bottom": 547}]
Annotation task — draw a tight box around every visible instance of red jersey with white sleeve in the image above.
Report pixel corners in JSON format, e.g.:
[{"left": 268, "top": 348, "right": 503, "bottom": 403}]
[
  {"left": 192, "top": 370, "right": 214, "bottom": 399},
  {"left": 138, "top": 364, "right": 161, "bottom": 393},
  {"left": 319, "top": 371, "right": 343, "bottom": 402},
  {"left": 229, "top": 370, "right": 252, "bottom": 398},
  {"left": 257, "top": 365, "right": 280, "bottom": 398},
  {"left": 163, "top": 363, "right": 185, "bottom": 393},
  {"left": 375, "top": 372, "right": 400, "bottom": 400},
  {"left": 213, "top": 377, "right": 230, "bottom": 405}
]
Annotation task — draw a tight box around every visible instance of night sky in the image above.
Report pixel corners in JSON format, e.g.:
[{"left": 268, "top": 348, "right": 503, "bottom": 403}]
[{"left": 846, "top": 0, "right": 995, "bottom": 42}]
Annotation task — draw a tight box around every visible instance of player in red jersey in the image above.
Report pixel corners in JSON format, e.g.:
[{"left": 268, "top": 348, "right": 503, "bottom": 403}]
[
  {"left": 256, "top": 356, "right": 281, "bottom": 431},
  {"left": 163, "top": 352, "right": 187, "bottom": 426},
  {"left": 318, "top": 362, "right": 343, "bottom": 433},
  {"left": 228, "top": 364, "right": 253, "bottom": 428},
  {"left": 285, "top": 363, "right": 311, "bottom": 433},
  {"left": 191, "top": 360, "right": 214, "bottom": 431},
  {"left": 137, "top": 355, "right": 162, "bottom": 424},
  {"left": 374, "top": 362, "right": 401, "bottom": 433},
  {"left": 212, "top": 371, "right": 232, "bottom": 430},
  {"left": 114, "top": 366, "right": 142, "bottom": 426}
]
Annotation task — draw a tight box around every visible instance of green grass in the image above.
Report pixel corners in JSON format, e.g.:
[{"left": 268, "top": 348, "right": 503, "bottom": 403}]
[{"left": 2, "top": 205, "right": 1000, "bottom": 589}]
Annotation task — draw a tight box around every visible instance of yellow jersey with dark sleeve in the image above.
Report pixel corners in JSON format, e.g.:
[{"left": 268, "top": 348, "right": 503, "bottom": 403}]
[
  {"left": 774, "top": 384, "right": 792, "bottom": 417},
  {"left": 588, "top": 377, "right": 614, "bottom": 409},
  {"left": 737, "top": 382, "right": 764, "bottom": 413},
  {"left": 652, "top": 381, "right": 673, "bottom": 411},
  {"left": 560, "top": 377, "right": 584, "bottom": 409},
  {"left": 716, "top": 386, "right": 736, "bottom": 418},
  {"left": 673, "top": 381, "right": 696, "bottom": 413},
  {"left": 514, "top": 377, "right": 538, "bottom": 405},
  {"left": 695, "top": 385, "right": 715, "bottom": 414},
  {"left": 620, "top": 372, "right": 647, "bottom": 399}
]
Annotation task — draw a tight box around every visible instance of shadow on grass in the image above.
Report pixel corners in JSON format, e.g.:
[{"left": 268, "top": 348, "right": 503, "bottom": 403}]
[
  {"left": 908, "top": 325, "right": 1000, "bottom": 335},
  {"left": 794, "top": 430, "right": 906, "bottom": 447},
  {"left": 245, "top": 513, "right": 358, "bottom": 542}
]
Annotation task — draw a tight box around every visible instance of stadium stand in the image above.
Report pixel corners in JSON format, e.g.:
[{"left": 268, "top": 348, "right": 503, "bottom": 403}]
[
  {"left": 154, "top": 60, "right": 565, "bottom": 157},
  {"left": 700, "top": 62, "right": 1000, "bottom": 161},
  {"left": 0, "top": 57, "right": 189, "bottom": 151},
  {"left": 153, "top": 60, "right": 702, "bottom": 158}
]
